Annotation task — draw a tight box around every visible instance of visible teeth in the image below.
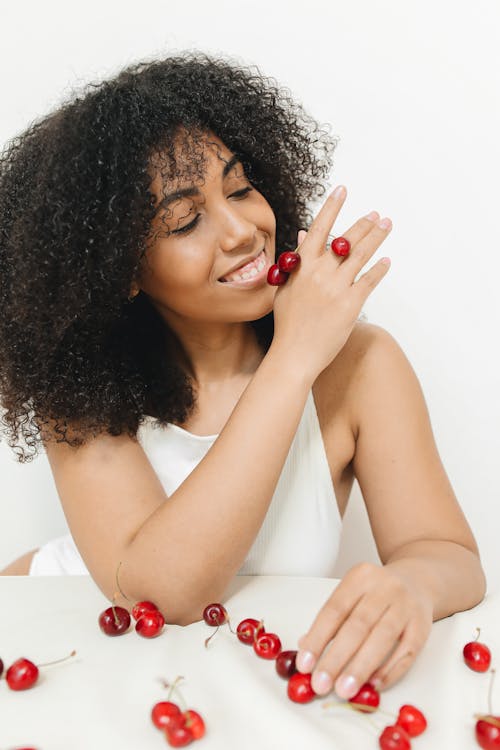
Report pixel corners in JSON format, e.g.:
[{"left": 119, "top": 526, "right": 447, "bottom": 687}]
[{"left": 222, "top": 250, "right": 265, "bottom": 282}]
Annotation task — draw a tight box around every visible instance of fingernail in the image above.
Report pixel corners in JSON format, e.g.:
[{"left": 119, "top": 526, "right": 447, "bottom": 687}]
[
  {"left": 296, "top": 650, "right": 315, "bottom": 672},
  {"left": 377, "top": 217, "right": 392, "bottom": 230},
  {"left": 312, "top": 670, "right": 333, "bottom": 695},
  {"left": 365, "top": 211, "right": 379, "bottom": 221},
  {"left": 370, "top": 677, "right": 382, "bottom": 689},
  {"left": 334, "top": 674, "right": 359, "bottom": 699},
  {"left": 333, "top": 185, "right": 346, "bottom": 199}
]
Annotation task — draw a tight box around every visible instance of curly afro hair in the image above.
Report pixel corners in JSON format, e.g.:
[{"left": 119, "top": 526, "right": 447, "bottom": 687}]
[{"left": 0, "top": 50, "right": 338, "bottom": 462}]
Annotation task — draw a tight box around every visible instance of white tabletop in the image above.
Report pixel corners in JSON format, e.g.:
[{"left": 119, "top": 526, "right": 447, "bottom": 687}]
[{"left": 0, "top": 575, "right": 497, "bottom": 749}]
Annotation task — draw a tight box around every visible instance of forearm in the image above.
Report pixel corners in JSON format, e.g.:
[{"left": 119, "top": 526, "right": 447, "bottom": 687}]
[
  {"left": 384, "top": 539, "right": 487, "bottom": 621},
  {"left": 122, "top": 344, "right": 314, "bottom": 623}
]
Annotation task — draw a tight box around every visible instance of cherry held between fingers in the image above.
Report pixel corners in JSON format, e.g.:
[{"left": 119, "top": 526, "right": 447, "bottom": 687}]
[
  {"left": 278, "top": 251, "right": 301, "bottom": 272},
  {"left": 267, "top": 265, "right": 288, "bottom": 285},
  {"left": 331, "top": 237, "right": 351, "bottom": 257}
]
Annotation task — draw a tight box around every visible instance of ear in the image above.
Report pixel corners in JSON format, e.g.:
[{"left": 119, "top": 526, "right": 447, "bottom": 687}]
[{"left": 128, "top": 282, "right": 140, "bottom": 299}]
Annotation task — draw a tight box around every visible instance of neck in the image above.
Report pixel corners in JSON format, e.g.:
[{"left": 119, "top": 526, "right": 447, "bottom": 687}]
[{"left": 164, "top": 317, "right": 264, "bottom": 386}]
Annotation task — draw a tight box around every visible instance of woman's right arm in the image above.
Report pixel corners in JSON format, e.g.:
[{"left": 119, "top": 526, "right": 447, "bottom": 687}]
[{"left": 44, "top": 189, "right": 392, "bottom": 624}]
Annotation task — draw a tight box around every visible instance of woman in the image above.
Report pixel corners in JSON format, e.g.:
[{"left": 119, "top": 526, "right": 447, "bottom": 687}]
[{"left": 0, "top": 51, "right": 486, "bottom": 700}]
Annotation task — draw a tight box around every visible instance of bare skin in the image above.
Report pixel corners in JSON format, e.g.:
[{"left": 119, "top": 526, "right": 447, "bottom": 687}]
[{"left": 1, "top": 131, "right": 486, "bottom": 702}]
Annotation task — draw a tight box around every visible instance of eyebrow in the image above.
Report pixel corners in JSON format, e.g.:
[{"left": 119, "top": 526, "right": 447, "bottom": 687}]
[{"left": 156, "top": 153, "right": 243, "bottom": 212}]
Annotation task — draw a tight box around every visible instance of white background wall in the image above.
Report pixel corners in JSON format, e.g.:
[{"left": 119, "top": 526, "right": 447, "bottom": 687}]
[{"left": 0, "top": 0, "right": 498, "bottom": 586}]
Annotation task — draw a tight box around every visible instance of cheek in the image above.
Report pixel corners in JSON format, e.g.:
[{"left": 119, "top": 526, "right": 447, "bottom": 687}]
[{"left": 145, "top": 244, "right": 211, "bottom": 290}]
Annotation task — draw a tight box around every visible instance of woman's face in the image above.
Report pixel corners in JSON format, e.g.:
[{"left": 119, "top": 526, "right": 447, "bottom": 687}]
[{"left": 135, "top": 132, "right": 277, "bottom": 329}]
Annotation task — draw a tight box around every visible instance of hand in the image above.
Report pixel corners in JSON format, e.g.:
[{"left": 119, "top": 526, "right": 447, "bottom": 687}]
[
  {"left": 271, "top": 186, "right": 393, "bottom": 381},
  {"left": 295, "top": 562, "right": 433, "bottom": 698}
]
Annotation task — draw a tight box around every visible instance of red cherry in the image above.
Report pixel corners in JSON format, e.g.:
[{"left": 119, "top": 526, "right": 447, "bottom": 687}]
[
  {"left": 236, "top": 618, "right": 265, "bottom": 645},
  {"left": 135, "top": 609, "right": 165, "bottom": 638},
  {"left": 253, "top": 632, "right": 282, "bottom": 659},
  {"left": 267, "top": 264, "right": 288, "bottom": 285},
  {"left": 476, "top": 716, "right": 500, "bottom": 749},
  {"left": 98, "top": 605, "right": 131, "bottom": 636},
  {"left": 6, "top": 658, "right": 39, "bottom": 690},
  {"left": 379, "top": 724, "right": 411, "bottom": 750},
  {"left": 287, "top": 672, "right": 316, "bottom": 703},
  {"left": 278, "top": 251, "right": 301, "bottom": 272},
  {"left": 132, "top": 600, "right": 158, "bottom": 621},
  {"left": 348, "top": 682, "right": 380, "bottom": 712},
  {"left": 275, "top": 650, "right": 298, "bottom": 679},
  {"left": 396, "top": 704, "right": 427, "bottom": 737},
  {"left": 464, "top": 640, "right": 491, "bottom": 673},
  {"left": 151, "top": 700, "right": 182, "bottom": 730},
  {"left": 165, "top": 723, "right": 194, "bottom": 747},
  {"left": 202, "top": 603, "right": 228, "bottom": 626},
  {"left": 184, "top": 709, "right": 206, "bottom": 739},
  {"left": 331, "top": 236, "right": 351, "bottom": 257}
]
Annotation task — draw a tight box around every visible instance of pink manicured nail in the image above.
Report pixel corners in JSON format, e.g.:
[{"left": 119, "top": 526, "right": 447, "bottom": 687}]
[
  {"left": 335, "top": 674, "right": 359, "bottom": 699},
  {"left": 312, "top": 670, "right": 333, "bottom": 695},
  {"left": 296, "top": 650, "right": 315, "bottom": 672},
  {"left": 377, "top": 217, "right": 392, "bottom": 230}
]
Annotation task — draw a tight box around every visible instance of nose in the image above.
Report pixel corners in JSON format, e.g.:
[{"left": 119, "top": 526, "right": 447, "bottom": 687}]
[{"left": 216, "top": 202, "right": 257, "bottom": 254}]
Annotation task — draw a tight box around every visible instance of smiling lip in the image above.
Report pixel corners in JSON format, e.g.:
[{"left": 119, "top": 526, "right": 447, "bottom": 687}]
[{"left": 218, "top": 248, "right": 270, "bottom": 288}]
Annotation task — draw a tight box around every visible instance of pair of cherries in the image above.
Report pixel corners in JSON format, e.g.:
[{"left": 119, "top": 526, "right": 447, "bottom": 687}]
[
  {"left": 151, "top": 682, "right": 206, "bottom": 748},
  {"left": 267, "top": 236, "right": 351, "bottom": 286},
  {"left": 98, "top": 599, "right": 165, "bottom": 638}
]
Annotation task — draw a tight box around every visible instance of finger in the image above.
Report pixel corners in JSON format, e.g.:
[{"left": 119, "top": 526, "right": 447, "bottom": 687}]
[
  {"left": 299, "top": 185, "right": 347, "bottom": 257},
  {"left": 296, "top": 567, "right": 375, "bottom": 674},
  {"left": 338, "top": 217, "right": 393, "bottom": 283},
  {"left": 306, "top": 595, "right": 396, "bottom": 696},
  {"left": 351, "top": 256, "right": 392, "bottom": 304},
  {"left": 368, "top": 620, "right": 430, "bottom": 691},
  {"left": 325, "top": 210, "right": 380, "bottom": 262},
  {"left": 327, "top": 606, "right": 408, "bottom": 699}
]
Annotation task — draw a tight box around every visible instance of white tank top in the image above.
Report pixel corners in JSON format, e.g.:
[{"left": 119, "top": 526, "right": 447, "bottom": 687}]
[{"left": 30, "top": 389, "right": 342, "bottom": 577}]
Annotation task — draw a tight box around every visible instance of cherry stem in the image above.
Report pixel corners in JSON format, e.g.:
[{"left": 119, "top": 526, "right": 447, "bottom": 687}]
[
  {"left": 475, "top": 714, "right": 500, "bottom": 729},
  {"left": 37, "top": 649, "right": 77, "bottom": 669},
  {"left": 226, "top": 617, "right": 237, "bottom": 635},
  {"left": 488, "top": 668, "right": 496, "bottom": 716},
  {"left": 474, "top": 627, "right": 481, "bottom": 643},
  {"left": 204, "top": 624, "right": 220, "bottom": 648},
  {"left": 115, "top": 560, "right": 133, "bottom": 604},
  {"left": 161, "top": 676, "right": 188, "bottom": 712}
]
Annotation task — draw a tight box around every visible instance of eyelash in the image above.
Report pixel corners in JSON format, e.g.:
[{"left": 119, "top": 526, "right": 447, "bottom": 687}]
[{"left": 171, "top": 186, "right": 254, "bottom": 236}]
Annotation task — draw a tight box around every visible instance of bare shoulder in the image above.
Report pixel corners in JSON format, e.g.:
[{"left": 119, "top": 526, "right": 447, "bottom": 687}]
[{"left": 313, "top": 319, "right": 407, "bottom": 436}]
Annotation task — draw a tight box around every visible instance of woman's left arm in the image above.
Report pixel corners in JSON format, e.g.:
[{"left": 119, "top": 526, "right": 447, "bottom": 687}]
[{"left": 296, "top": 324, "right": 487, "bottom": 698}]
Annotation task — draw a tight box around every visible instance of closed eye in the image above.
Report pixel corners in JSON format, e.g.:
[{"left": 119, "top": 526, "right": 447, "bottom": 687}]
[{"left": 171, "top": 187, "right": 254, "bottom": 236}]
